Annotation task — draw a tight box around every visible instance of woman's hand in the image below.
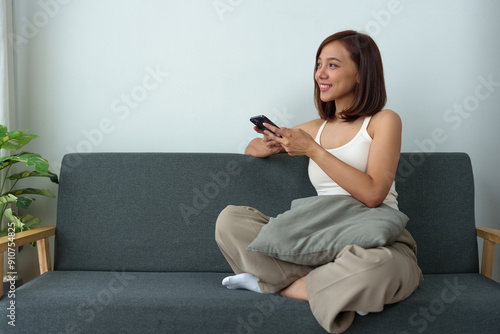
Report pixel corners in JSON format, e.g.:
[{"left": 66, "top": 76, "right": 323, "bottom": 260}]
[
  {"left": 258, "top": 126, "right": 284, "bottom": 154},
  {"left": 263, "top": 123, "right": 321, "bottom": 157},
  {"left": 244, "top": 126, "right": 285, "bottom": 157}
]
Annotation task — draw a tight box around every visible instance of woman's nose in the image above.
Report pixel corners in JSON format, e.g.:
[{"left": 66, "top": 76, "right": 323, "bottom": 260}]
[{"left": 316, "top": 67, "right": 327, "bottom": 80}]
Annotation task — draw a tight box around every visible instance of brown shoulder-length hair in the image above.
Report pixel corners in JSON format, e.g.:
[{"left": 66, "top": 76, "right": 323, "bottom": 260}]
[{"left": 314, "top": 30, "right": 386, "bottom": 122}]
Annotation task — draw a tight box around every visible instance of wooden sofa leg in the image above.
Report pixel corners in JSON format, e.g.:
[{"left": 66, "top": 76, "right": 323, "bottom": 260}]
[
  {"left": 37, "top": 238, "right": 52, "bottom": 275},
  {"left": 481, "top": 239, "right": 495, "bottom": 279}
]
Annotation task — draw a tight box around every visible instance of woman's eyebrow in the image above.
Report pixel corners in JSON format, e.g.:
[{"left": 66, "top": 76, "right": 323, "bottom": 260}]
[
  {"left": 327, "top": 57, "right": 342, "bottom": 62},
  {"left": 318, "top": 56, "right": 342, "bottom": 62}
]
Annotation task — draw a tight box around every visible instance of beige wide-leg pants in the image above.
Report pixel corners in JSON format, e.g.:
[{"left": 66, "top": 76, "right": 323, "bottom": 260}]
[{"left": 215, "top": 205, "right": 423, "bottom": 334}]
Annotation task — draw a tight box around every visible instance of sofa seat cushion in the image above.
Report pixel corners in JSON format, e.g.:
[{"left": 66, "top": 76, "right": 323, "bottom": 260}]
[
  {"left": 0, "top": 271, "right": 324, "bottom": 333},
  {"left": 345, "top": 273, "right": 500, "bottom": 333},
  {"left": 1, "top": 272, "right": 499, "bottom": 333}
]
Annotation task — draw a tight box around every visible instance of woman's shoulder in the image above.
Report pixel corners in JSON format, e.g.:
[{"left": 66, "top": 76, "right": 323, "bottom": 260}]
[
  {"left": 293, "top": 118, "right": 325, "bottom": 136},
  {"left": 371, "top": 109, "right": 401, "bottom": 122},
  {"left": 367, "top": 109, "right": 402, "bottom": 137}
]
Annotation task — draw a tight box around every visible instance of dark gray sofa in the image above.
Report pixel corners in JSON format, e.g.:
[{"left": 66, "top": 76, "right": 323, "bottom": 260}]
[{"left": 1, "top": 152, "right": 499, "bottom": 333}]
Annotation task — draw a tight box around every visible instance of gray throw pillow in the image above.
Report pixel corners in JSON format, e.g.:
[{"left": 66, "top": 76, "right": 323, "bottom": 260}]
[{"left": 247, "top": 195, "right": 408, "bottom": 266}]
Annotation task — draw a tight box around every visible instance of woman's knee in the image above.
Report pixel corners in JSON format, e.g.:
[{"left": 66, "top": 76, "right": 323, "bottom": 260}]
[
  {"left": 215, "top": 205, "right": 239, "bottom": 243},
  {"left": 215, "top": 205, "right": 269, "bottom": 246},
  {"left": 319, "top": 245, "right": 413, "bottom": 290},
  {"left": 341, "top": 245, "right": 421, "bottom": 301}
]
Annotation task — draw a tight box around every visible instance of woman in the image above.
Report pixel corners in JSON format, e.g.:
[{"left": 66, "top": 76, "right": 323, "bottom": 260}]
[{"left": 215, "top": 30, "right": 423, "bottom": 333}]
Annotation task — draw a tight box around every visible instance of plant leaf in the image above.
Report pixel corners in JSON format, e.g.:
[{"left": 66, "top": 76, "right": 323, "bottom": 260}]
[
  {"left": 0, "top": 211, "right": 41, "bottom": 240},
  {"left": 6, "top": 188, "right": 56, "bottom": 198},
  {"left": 15, "top": 196, "right": 35, "bottom": 209},
  {"left": 3, "top": 208, "right": 25, "bottom": 231},
  {"left": 0, "top": 124, "right": 6, "bottom": 137},
  {"left": 0, "top": 226, "right": 9, "bottom": 237},
  {"left": 0, "top": 152, "right": 49, "bottom": 173},
  {"left": 21, "top": 214, "right": 40, "bottom": 229},
  {"left": 0, "top": 193, "right": 17, "bottom": 205},
  {"left": 8, "top": 170, "right": 59, "bottom": 184},
  {"left": 0, "top": 125, "right": 38, "bottom": 151},
  {"left": 0, "top": 157, "right": 18, "bottom": 170},
  {"left": 0, "top": 210, "right": 39, "bottom": 238}
]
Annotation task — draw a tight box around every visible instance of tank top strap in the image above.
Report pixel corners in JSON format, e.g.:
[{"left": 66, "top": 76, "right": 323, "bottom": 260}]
[
  {"left": 361, "top": 116, "right": 372, "bottom": 132},
  {"left": 315, "top": 120, "right": 328, "bottom": 143},
  {"left": 315, "top": 116, "right": 372, "bottom": 144}
]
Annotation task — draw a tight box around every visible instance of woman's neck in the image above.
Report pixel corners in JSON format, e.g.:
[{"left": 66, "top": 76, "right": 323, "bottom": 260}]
[{"left": 334, "top": 94, "right": 355, "bottom": 116}]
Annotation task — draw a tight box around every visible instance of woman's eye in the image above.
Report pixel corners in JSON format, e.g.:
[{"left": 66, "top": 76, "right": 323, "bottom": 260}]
[{"left": 329, "top": 63, "right": 338, "bottom": 68}]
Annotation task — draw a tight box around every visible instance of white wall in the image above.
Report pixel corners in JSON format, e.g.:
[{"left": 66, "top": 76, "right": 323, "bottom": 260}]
[{"left": 8, "top": 0, "right": 500, "bottom": 282}]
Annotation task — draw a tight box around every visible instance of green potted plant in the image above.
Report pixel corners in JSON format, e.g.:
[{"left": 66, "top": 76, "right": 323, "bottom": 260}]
[{"left": 0, "top": 124, "right": 59, "bottom": 292}]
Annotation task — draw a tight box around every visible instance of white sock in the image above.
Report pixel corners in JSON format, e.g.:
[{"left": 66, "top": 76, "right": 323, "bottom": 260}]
[
  {"left": 356, "top": 311, "right": 369, "bottom": 316},
  {"left": 222, "top": 273, "right": 262, "bottom": 293}
]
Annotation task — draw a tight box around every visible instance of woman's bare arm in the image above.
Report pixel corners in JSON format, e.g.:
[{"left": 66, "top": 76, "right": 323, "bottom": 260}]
[{"left": 268, "top": 110, "right": 402, "bottom": 207}]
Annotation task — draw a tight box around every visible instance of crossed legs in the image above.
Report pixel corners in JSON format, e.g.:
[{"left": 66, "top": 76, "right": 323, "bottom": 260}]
[
  {"left": 215, "top": 205, "right": 313, "bottom": 294},
  {"left": 215, "top": 205, "right": 423, "bottom": 333}
]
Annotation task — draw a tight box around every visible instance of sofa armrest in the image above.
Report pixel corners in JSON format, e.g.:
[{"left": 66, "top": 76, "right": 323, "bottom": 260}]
[
  {"left": 0, "top": 226, "right": 56, "bottom": 298},
  {"left": 476, "top": 227, "right": 500, "bottom": 279}
]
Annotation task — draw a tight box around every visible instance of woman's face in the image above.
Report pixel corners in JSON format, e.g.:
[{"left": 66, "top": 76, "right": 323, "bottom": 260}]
[{"left": 315, "top": 41, "right": 359, "bottom": 104}]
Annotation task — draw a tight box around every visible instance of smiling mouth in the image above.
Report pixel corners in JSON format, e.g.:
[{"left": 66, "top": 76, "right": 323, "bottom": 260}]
[{"left": 319, "top": 84, "right": 332, "bottom": 91}]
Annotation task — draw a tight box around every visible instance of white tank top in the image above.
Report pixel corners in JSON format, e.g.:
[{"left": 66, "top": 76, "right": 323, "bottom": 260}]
[{"left": 307, "top": 116, "right": 399, "bottom": 209}]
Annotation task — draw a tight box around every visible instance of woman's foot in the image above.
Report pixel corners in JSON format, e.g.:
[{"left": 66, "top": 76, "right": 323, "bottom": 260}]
[{"left": 222, "top": 273, "right": 262, "bottom": 293}]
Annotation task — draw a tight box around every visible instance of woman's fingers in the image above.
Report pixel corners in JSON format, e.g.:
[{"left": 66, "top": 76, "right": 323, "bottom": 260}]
[
  {"left": 263, "top": 123, "right": 285, "bottom": 138},
  {"left": 253, "top": 126, "right": 264, "bottom": 134}
]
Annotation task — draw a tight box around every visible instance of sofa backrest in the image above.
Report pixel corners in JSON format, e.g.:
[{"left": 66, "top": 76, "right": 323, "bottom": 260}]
[
  {"left": 54, "top": 152, "right": 478, "bottom": 275},
  {"left": 395, "top": 152, "right": 478, "bottom": 274},
  {"left": 54, "top": 153, "right": 316, "bottom": 272}
]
